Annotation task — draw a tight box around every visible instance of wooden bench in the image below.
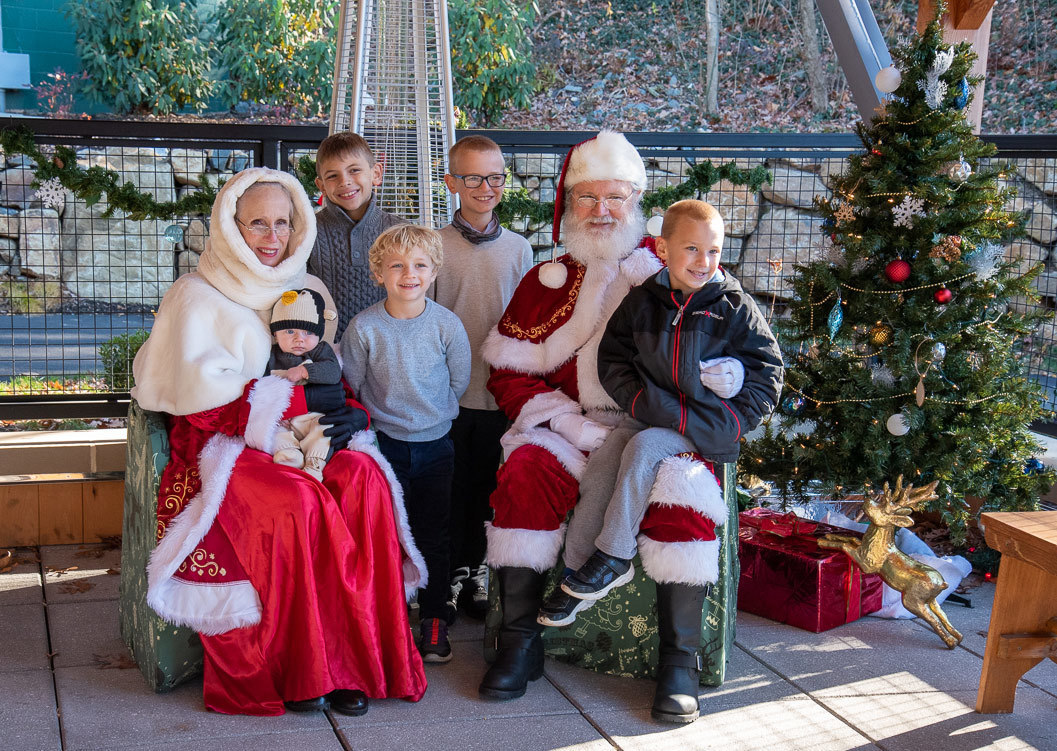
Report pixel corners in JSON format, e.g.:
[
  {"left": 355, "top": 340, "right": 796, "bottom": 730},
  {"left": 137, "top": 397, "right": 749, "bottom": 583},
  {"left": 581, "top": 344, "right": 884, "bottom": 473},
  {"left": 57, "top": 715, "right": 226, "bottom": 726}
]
[
  {"left": 976, "top": 511, "right": 1057, "bottom": 713},
  {"left": 0, "top": 471, "right": 124, "bottom": 547}
]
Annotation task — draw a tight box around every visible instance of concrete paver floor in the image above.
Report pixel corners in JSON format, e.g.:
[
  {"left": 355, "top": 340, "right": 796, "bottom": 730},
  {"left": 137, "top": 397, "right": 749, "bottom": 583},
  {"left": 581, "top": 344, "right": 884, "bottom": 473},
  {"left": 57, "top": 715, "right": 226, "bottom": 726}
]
[{"left": 2, "top": 543, "right": 1055, "bottom": 751}]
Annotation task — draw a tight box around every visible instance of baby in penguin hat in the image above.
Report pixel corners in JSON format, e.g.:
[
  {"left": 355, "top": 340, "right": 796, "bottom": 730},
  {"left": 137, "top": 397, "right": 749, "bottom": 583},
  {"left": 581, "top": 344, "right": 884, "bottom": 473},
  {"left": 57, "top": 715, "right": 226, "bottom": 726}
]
[{"left": 267, "top": 288, "right": 344, "bottom": 480}]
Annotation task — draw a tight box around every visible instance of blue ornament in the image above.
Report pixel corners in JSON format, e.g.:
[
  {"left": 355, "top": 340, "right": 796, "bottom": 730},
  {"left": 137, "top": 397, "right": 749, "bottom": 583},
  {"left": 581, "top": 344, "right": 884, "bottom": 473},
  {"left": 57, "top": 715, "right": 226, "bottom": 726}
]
[
  {"left": 953, "top": 77, "right": 969, "bottom": 110},
  {"left": 163, "top": 224, "right": 184, "bottom": 243},
  {"left": 782, "top": 395, "right": 806, "bottom": 416},
  {"left": 827, "top": 295, "right": 843, "bottom": 340},
  {"left": 821, "top": 217, "right": 835, "bottom": 232},
  {"left": 1024, "top": 458, "right": 1044, "bottom": 475}
]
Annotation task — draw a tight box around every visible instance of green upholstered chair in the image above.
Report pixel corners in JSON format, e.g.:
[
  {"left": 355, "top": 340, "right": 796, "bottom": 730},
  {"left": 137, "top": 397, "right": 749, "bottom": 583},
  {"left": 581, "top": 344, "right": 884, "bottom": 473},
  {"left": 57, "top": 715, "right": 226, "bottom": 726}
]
[
  {"left": 119, "top": 400, "right": 204, "bottom": 692},
  {"left": 486, "top": 462, "right": 739, "bottom": 685}
]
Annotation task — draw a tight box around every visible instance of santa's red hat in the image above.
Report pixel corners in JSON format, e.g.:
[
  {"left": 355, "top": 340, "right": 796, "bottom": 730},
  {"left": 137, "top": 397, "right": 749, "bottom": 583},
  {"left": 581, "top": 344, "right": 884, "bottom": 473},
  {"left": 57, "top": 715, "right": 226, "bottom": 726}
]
[
  {"left": 539, "top": 131, "right": 647, "bottom": 288},
  {"left": 551, "top": 130, "right": 647, "bottom": 245}
]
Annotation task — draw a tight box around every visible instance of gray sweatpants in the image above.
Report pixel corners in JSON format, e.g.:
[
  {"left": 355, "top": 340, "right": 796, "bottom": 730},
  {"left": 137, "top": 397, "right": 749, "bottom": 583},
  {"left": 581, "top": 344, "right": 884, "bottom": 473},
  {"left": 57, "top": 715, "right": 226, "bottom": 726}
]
[{"left": 562, "top": 416, "right": 697, "bottom": 571}]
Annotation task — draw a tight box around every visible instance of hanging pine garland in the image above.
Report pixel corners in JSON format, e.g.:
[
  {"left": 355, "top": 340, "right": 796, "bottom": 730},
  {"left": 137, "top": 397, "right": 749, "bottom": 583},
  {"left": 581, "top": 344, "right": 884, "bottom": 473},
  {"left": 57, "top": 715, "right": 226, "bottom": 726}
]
[
  {"left": 492, "top": 159, "right": 771, "bottom": 228},
  {"left": 0, "top": 126, "right": 220, "bottom": 220},
  {"left": 3, "top": 125, "right": 771, "bottom": 227}
]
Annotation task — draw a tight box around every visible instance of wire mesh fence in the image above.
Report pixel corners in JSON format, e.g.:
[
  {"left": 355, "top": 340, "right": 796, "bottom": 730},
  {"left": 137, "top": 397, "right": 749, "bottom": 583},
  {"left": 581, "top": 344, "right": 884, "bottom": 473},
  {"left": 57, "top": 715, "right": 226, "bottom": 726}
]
[{"left": 0, "top": 121, "right": 1054, "bottom": 427}]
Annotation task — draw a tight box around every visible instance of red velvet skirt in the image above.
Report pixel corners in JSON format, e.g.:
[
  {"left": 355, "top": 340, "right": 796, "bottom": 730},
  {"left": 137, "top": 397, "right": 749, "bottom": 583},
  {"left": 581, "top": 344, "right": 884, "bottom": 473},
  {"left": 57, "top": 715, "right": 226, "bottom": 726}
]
[{"left": 199, "top": 448, "right": 427, "bottom": 715}]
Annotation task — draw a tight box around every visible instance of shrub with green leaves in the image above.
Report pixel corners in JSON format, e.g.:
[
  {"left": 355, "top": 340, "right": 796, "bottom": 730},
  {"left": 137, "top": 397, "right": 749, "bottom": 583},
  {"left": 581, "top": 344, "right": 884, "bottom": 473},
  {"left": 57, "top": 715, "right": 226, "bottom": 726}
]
[
  {"left": 99, "top": 330, "right": 149, "bottom": 391},
  {"left": 214, "top": 0, "right": 337, "bottom": 119},
  {"left": 449, "top": 0, "right": 537, "bottom": 124},
  {"left": 67, "top": 0, "right": 214, "bottom": 115}
]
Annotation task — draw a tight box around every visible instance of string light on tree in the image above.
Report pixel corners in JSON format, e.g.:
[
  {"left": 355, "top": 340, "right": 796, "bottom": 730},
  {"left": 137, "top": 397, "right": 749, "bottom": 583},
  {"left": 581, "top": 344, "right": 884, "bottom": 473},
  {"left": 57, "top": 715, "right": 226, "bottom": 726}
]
[{"left": 739, "top": 17, "right": 1053, "bottom": 544}]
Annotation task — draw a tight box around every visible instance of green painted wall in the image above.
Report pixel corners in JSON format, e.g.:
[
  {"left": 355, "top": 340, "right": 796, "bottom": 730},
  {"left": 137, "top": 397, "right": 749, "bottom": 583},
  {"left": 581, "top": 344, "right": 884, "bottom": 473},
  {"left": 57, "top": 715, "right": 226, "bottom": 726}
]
[{"left": 1, "top": 0, "right": 80, "bottom": 110}]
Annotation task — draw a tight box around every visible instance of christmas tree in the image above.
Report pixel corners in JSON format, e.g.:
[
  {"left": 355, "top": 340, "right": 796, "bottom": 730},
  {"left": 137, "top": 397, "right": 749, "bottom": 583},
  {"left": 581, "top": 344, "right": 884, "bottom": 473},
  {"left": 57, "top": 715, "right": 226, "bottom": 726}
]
[{"left": 743, "top": 15, "right": 1053, "bottom": 542}]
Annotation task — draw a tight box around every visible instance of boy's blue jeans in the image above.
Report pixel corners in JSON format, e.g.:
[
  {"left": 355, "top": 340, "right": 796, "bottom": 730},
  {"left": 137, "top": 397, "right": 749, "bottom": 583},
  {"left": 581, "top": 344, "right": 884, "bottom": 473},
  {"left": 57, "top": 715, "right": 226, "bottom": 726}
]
[{"left": 376, "top": 430, "right": 454, "bottom": 621}]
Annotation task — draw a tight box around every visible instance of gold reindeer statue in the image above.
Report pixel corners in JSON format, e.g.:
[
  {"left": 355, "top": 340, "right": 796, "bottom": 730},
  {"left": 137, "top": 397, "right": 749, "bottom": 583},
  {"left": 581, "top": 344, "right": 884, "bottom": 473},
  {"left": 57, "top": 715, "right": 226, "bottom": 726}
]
[{"left": 817, "top": 476, "right": 964, "bottom": 648}]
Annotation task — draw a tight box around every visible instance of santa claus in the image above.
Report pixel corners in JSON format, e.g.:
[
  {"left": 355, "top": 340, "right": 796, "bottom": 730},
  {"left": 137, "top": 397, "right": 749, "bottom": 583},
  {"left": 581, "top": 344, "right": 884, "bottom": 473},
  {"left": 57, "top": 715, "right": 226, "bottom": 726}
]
[{"left": 479, "top": 132, "right": 726, "bottom": 718}]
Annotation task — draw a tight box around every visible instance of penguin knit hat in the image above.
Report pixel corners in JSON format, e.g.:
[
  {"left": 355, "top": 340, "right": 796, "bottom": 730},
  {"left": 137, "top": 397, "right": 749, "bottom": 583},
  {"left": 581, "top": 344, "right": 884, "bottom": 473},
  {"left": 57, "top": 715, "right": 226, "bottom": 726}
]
[{"left": 270, "top": 288, "right": 326, "bottom": 338}]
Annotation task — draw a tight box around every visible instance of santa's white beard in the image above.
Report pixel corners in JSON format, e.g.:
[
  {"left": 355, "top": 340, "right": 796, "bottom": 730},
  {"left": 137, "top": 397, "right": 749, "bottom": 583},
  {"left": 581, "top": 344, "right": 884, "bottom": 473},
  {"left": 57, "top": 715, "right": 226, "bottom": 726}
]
[{"left": 562, "top": 205, "right": 645, "bottom": 267}]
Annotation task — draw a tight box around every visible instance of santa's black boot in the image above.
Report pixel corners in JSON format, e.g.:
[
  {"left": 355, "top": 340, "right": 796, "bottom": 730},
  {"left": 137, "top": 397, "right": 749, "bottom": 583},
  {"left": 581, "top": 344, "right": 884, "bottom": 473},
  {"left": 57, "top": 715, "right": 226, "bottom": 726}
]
[
  {"left": 479, "top": 566, "right": 546, "bottom": 700},
  {"left": 651, "top": 582, "right": 707, "bottom": 723}
]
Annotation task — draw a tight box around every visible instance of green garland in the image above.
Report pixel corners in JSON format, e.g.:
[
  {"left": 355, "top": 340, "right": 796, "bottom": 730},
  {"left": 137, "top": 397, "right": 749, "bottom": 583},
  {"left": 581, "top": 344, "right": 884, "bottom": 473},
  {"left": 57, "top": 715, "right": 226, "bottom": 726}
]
[
  {"left": 0, "top": 126, "right": 220, "bottom": 220},
  {"left": 1, "top": 125, "right": 771, "bottom": 227}
]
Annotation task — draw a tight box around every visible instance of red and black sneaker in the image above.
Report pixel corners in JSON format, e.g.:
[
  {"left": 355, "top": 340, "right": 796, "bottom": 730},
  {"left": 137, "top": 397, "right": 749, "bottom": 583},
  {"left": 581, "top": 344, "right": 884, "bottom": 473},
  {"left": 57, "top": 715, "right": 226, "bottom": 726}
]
[{"left": 419, "top": 617, "right": 452, "bottom": 663}]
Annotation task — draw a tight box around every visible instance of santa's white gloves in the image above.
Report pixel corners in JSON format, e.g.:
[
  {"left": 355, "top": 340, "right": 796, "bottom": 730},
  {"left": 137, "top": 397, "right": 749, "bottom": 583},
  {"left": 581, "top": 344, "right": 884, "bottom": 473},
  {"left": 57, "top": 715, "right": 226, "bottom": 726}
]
[
  {"left": 550, "top": 412, "right": 612, "bottom": 452},
  {"left": 699, "top": 357, "right": 745, "bottom": 398}
]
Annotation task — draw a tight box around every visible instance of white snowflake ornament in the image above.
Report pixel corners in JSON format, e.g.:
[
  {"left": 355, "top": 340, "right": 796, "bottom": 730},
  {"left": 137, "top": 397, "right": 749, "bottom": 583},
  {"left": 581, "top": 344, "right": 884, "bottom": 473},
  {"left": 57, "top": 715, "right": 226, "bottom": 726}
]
[
  {"left": 892, "top": 196, "right": 926, "bottom": 228},
  {"left": 34, "top": 177, "right": 65, "bottom": 211}
]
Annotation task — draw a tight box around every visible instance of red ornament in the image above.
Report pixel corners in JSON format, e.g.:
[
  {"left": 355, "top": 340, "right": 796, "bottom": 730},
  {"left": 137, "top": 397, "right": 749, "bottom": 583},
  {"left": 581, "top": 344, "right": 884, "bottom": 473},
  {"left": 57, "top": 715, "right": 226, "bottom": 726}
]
[
  {"left": 984, "top": 572, "right": 993, "bottom": 581},
  {"left": 884, "top": 259, "right": 911, "bottom": 283},
  {"left": 934, "top": 287, "right": 953, "bottom": 304}
]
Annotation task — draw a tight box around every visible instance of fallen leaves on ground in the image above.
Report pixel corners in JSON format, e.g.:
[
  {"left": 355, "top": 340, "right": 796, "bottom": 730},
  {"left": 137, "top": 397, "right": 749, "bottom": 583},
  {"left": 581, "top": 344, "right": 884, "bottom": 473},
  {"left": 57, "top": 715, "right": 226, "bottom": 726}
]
[
  {"left": 92, "top": 653, "right": 137, "bottom": 670},
  {"left": 46, "top": 565, "right": 79, "bottom": 578},
  {"left": 58, "top": 579, "right": 95, "bottom": 595}
]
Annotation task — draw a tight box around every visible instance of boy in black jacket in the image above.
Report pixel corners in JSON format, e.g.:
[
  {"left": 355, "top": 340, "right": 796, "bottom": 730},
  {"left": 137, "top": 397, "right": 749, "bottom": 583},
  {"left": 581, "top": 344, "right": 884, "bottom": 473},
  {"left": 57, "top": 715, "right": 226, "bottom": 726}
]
[{"left": 537, "top": 200, "right": 783, "bottom": 723}]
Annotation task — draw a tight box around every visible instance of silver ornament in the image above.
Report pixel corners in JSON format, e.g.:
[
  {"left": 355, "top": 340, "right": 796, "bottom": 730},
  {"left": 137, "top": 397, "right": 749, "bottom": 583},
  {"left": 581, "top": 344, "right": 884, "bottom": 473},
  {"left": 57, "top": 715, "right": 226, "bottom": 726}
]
[
  {"left": 886, "top": 413, "right": 910, "bottom": 436},
  {"left": 875, "top": 66, "right": 902, "bottom": 94},
  {"left": 163, "top": 224, "right": 184, "bottom": 243},
  {"left": 930, "top": 342, "right": 946, "bottom": 363},
  {"left": 946, "top": 157, "right": 971, "bottom": 183}
]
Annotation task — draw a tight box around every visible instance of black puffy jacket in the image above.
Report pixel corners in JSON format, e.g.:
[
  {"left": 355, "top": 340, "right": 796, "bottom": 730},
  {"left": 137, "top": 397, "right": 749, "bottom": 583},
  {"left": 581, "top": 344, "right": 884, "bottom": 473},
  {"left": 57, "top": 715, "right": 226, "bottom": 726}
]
[{"left": 598, "top": 269, "right": 784, "bottom": 463}]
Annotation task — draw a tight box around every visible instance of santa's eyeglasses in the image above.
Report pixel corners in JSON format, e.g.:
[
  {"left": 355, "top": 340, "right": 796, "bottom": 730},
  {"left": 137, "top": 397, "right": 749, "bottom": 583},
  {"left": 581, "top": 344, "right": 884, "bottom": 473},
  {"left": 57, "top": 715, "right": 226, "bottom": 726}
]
[
  {"left": 573, "top": 193, "right": 633, "bottom": 211},
  {"left": 450, "top": 173, "right": 507, "bottom": 188}
]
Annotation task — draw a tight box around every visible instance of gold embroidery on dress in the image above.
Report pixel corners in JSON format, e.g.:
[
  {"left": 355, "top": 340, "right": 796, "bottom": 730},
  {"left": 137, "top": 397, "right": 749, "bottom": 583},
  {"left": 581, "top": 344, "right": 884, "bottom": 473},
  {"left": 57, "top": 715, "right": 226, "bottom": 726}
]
[
  {"left": 501, "top": 264, "right": 585, "bottom": 340},
  {"left": 157, "top": 468, "right": 200, "bottom": 541},
  {"left": 182, "top": 548, "right": 227, "bottom": 577}
]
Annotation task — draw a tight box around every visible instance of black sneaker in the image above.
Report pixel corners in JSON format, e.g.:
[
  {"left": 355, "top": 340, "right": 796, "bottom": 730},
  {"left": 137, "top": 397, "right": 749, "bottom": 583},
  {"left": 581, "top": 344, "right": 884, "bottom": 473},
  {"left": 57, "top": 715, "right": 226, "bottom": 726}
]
[
  {"left": 419, "top": 617, "right": 452, "bottom": 663},
  {"left": 537, "top": 587, "right": 593, "bottom": 627},
  {"left": 561, "top": 550, "right": 634, "bottom": 601}
]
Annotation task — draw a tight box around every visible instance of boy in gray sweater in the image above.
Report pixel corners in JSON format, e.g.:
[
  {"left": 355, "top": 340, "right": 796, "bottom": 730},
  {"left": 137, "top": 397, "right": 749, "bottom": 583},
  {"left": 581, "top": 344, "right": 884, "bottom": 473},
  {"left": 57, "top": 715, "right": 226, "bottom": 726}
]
[
  {"left": 433, "top": 135, "right": 533, "bottom": 622},
  {"left": 309, "top": 132, "right": 407, "bottom": 336},
  {"left": 341, "top": 224, "right": 471, "bottom": 664}
]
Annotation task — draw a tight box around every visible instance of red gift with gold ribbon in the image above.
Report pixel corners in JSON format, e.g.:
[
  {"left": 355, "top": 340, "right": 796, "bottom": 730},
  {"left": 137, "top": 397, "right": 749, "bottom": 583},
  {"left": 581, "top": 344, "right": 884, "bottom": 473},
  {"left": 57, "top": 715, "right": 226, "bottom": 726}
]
[{"left": 737, "top": 508, "right": 883, "bottom": 632}]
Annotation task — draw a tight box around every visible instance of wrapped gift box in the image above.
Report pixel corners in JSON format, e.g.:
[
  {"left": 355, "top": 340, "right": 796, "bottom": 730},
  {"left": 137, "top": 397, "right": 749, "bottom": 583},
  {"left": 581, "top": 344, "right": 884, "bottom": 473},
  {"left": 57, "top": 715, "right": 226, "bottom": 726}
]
[{"left": 737, "top": 508, "right": 883, "bottom": 632}]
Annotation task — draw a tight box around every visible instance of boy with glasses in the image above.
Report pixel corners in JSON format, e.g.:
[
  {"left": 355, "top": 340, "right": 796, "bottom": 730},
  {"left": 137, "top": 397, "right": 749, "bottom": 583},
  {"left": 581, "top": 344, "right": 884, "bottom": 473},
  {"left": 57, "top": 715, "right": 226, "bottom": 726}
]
[
  {"left": 309, "top": 132, "right": 407, "bottom": 337},
  {"left": 432, "top": 135, "right": 533, "bottom": 624}
]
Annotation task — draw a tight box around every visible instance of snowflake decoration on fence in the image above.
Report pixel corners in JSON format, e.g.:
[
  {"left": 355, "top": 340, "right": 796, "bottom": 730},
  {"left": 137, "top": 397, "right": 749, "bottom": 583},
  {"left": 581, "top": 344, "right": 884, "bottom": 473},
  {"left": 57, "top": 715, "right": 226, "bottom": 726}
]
[
  {"left": 892, "top": 195, "right": 926, "bottom": 228},
  {"left": 833, "top": 201, "right": 855, "bottom": 226},
  {"left": 34, "top": 177, "right": 65, "bottom": 210}
]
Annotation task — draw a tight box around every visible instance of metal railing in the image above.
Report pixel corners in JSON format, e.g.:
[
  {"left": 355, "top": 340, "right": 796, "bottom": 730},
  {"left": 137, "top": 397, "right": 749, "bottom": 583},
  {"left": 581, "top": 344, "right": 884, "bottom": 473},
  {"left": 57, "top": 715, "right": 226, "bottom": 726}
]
[{"left": 0, "top": 118, "right": 1053, "bottom": 426}]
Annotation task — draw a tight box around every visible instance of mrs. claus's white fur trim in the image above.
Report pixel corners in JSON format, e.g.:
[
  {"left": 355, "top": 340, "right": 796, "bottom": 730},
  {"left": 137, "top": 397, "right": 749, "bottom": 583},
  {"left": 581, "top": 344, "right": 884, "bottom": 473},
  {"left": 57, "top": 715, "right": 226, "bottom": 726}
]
[
  {"left": 485, "top": 522, "right": 566, "bottom": 572},
  {"left": 565, "top": 130, "right": 647, "bottom": 191},
  {"left": 637, "top": 537, "right": 721, "bottom": 586},
  {"left": 347, "top": 431, "right": 428, "bottom": 598},
  {"left": 646, "top": 455, "right": 727, "bottom": 525},
  {"left": 146, "top": 578, "right": 262, "bottom": 636},
  {"left": 245, "top": 375, "right": 294, "bottom": 453},
  {"left": 147, "top": 433, "right": 261, "bottom": 633}
]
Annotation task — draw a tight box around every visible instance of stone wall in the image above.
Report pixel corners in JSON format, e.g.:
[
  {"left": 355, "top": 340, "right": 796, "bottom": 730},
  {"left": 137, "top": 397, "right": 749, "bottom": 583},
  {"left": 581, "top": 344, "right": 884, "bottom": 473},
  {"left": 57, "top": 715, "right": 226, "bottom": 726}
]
[
  {"left": 0, "top": 146, "right": 250, "bottom": 306},
  {"left": 1, "top": 145, "right": 1054, "bottom": 327}
]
